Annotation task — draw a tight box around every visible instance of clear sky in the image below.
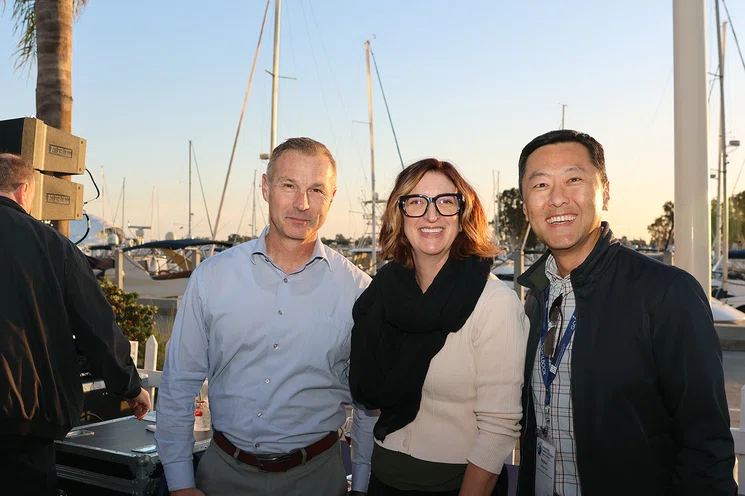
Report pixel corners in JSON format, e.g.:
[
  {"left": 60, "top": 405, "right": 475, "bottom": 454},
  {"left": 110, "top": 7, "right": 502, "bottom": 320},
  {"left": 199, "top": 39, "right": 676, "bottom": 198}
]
[{"left": 3, "top": 0, "right": 745, "bottom": 243}]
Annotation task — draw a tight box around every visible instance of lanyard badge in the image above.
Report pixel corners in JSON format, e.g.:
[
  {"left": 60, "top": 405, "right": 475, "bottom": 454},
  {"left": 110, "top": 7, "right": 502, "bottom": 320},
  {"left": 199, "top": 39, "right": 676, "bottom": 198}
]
[{"left": 539, "top": 290, "right": 576, "bottom": 438}]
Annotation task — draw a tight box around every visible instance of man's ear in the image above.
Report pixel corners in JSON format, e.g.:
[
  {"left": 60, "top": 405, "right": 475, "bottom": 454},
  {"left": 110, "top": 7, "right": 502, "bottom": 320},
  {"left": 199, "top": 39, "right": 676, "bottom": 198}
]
[
  {"left": 602, "top": 181, "right": 610, "bottom": 211},
  {"left": 261, "top": 174, "right": 269, "bottom": 201},
  {"left": 15, "top": 181, "right": 34, "bottom": 214}
]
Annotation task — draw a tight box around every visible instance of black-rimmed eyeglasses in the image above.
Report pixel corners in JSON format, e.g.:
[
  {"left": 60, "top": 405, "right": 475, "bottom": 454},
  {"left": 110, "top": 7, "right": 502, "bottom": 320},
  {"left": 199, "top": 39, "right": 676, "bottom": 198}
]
[
  {"left": 398, "top": 193, "right": 463, "bottom": 218},
  {"left": 543, "top": 293, "right": 564, "bottom": 359}
]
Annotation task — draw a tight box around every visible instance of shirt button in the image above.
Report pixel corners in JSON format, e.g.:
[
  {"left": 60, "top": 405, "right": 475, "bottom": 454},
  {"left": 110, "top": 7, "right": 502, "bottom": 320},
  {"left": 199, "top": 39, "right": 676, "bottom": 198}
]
[
  {"left": 257, "top": 412, "right": 263, "bottom": 418},
  {"left": 278, "top": 309, "right": 283, "bottom": 315},
  {"left": 273, "top": 343, "right": 279, "bottom": 350},
  {"left": 283, "top": 278, "right": 288, "bottom": 283},
  {"left": 255, "top": 443, "right": 260, "bottom": 448},
  {"left": 265, "top": 378, "right": 270, "bottom": 384}
]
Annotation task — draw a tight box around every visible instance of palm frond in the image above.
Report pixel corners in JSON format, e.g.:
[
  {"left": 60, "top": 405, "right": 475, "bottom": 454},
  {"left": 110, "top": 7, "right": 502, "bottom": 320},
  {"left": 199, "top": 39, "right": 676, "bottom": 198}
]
[
  {"left": 2, "top": 0, "right": 88, "bottom": 73},
  {"left": 2, "top": 0, "right": 35, "bottom": 72},
  {"left": 73, "top": 0, "right": 87, "bottom": 21}
]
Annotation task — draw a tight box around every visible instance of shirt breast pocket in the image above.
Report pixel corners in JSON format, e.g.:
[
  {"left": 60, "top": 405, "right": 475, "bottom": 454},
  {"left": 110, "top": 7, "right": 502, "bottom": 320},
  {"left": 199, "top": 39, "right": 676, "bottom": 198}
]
[{"left": 304, "top": 312, "right": 352, "bottom": 371}]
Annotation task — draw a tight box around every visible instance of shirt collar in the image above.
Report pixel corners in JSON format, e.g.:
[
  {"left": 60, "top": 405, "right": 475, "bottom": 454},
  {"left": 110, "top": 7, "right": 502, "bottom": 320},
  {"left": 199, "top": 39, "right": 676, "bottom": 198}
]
[
  {"left": 545, "top": 254, "right": 573, "bottom": 294},
  {"left": 0, "top": 195, "right": 28, "bottom": 215},
  {"left": 250, "top": 226, "right": 332, "bottom": 272}
]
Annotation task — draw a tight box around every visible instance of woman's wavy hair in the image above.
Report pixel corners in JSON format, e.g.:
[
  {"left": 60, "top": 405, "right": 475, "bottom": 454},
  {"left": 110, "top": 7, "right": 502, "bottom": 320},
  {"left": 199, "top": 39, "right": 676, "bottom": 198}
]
[{"left": 379, "top": 158, "right": 497, "bottom": 269}]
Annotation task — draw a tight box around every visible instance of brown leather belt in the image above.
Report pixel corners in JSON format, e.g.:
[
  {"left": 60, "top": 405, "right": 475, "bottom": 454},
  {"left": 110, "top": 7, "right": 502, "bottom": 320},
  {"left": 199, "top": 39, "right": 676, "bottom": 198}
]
[{"left": 212, "top": 430, "right": 339, "bottom": 473}]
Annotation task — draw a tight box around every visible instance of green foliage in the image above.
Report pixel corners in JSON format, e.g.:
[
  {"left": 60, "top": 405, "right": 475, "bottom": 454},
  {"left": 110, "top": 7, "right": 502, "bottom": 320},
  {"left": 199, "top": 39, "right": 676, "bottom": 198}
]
[
  {"left": 647, "top": 201, "right": 674, "bottom": 249},
  {"left": 334, "top": 233, "right": 351, "bottom": 246},
  {"left": 655, "top": 196, "right": 745, "bottom": 249},
  {"left": 354, "top": 235, "right": 372, "bottom": 247},
  {"left": 728, "top": 191, "right": 745, "bottom": 246},
  {"left": 322, "top": 234, "right": 352, "bottom": 246},
  {"left": 497, "top": 187, "right": 538, "bottom": 248},
  {"left": 228, "top": 233, "right": 252, "bottom": 245},
  {"left": 99, "top": 278, "right": 156, "bottom": 365}
]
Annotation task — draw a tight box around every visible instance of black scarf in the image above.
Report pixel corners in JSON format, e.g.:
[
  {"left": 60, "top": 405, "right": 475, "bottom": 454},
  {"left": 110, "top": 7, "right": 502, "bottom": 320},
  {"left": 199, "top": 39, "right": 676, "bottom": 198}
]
[{"left": 349, "top": 255, "right": 491, "bottom": 440}]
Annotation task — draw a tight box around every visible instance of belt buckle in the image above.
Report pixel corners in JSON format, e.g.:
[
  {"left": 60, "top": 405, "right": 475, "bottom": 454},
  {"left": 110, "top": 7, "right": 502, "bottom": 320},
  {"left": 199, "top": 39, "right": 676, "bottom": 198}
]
[{"left": 255, "top": 453, "right": 292, "bottom": 472}]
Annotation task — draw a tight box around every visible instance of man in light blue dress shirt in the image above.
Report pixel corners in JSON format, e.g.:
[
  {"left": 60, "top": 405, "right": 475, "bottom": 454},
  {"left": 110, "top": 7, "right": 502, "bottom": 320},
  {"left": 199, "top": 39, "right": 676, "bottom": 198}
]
[{"left": 155, "top": 137, "right": 375, "bottom": 495}]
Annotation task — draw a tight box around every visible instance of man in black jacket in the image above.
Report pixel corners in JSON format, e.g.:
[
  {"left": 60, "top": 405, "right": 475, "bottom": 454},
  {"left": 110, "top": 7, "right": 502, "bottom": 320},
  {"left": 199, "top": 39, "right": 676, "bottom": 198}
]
[
  {"left": 515, "top": 130, "right": 735, "bottom": 495},
  {"left": 0, "top": 153, "right": 151, "bottom": 495}
]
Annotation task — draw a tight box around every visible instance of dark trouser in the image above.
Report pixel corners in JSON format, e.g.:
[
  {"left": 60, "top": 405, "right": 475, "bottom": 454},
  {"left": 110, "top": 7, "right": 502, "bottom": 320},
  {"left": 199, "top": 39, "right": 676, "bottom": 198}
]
[
  {"left": 0, "top": 434, "right": 58, "bottom": 496},
  {"left": 368, "top": 468, "right": 508, "bottom": 496}
]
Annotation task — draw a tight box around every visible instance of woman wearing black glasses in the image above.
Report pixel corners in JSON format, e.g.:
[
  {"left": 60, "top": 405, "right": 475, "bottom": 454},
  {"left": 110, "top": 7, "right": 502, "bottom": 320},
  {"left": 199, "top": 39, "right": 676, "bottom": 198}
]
[{"left": 350, "top": 158, "right": 529, "bottom": 495}]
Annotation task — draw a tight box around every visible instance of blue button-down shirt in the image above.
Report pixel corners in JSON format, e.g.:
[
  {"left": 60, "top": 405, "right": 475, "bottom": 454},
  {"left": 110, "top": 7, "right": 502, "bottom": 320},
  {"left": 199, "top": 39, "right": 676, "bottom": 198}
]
[{"left": 155, "top": 227, "right": 375, "bottom": 491}]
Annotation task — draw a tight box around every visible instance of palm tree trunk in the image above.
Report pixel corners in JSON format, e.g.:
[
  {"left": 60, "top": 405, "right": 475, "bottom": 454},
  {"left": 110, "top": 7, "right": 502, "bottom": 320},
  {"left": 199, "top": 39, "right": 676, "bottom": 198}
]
[{"left": 35, "top": 0, "right": 73, "bottom": 237}]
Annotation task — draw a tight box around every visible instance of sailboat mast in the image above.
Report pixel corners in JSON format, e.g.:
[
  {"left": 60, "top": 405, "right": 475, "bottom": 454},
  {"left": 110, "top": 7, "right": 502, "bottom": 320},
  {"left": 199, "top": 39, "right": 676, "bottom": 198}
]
[
  {"left": 189, "top": 140, "right": 193, "bottom": 238},
  {"left": 270, "top": 0, "right": 282, "bottom": 153},
  {"left": 493, "top": 170, "right": 500, "bottom": 244},
  {"left": 561, "top": 104, "right": 567, "bottom": 129},
  {"left": 122, "top": 177, "right": 126, "bottom": 236},
  {"left": 150, "top": 187, "right": 156, "bottom": 241},
  {"left": 366, "top": 40, "right": 377, "bottom": 276},
  {"left": 211, "top": 0, "right": 271, "bottom": 242},
  {"left": 252, "top": 169, "right": 258, "bottom": 238},
  {"left": 101, "top": 166, "right": 105, "bottom": 226},
  {"left": 716, "top": 1, "right": 729, "bottom": 290}
]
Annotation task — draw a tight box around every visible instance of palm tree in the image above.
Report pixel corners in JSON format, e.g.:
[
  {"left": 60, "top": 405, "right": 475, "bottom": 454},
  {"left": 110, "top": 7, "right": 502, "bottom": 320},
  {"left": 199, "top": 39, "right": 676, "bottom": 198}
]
[{"left": 3, "top": 0, "right": 87, "bottom": 237}]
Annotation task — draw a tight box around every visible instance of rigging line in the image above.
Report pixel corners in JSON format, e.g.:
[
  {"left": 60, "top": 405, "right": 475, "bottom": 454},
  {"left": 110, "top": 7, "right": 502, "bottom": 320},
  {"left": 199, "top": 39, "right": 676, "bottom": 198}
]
[
  {"left": 156, "top": 187, "right": 160, "bottom": 240},
  {"left": 190, "top": 142, "right": 214, "bottom": 237},
  {"left": 352, "top": 119, "right": 369, "bottom": 185},
  {"left": 732, "top": 156, "right": 745, "bottom": 195},
  {"left": 708, "top": 70, "right": 719, "bottom": 102},
  {"left": 110, "top": 181, "right": 123, "bottom": 227},
  {"left": 299, "top": 1, "right": 340, "bottom": 157},
  {"left": 302, "top": 0, "right": 354, "bottom": 207},
  {"left": 304, "top": 0, "right": 363, "bottom": 159},
  {"left": 305, "top": 0, "right": 356, "bottom": 212},
  {"left": 722, "top": 0, "right": 745, "bottom": 80},
  {"left": 258, "top": 194, "right": 267, "bottom": 229},
  {"left": 212, "top": 0, "right": 271, "bottom": 241},
  {"left": 143, "top": 186, "right": 153, "bottom": 227},
  {"left": 370, "top": 48, "right": 404, "bottom": 169},
  {"left": 284, "top": 0, "right": 299, "bottom": 108},
  {"left": 632, "top": 67, "right": 672, "bottom": 170},
  {"left": 236, "top": 171, "right": 254, "bottom": 235}
]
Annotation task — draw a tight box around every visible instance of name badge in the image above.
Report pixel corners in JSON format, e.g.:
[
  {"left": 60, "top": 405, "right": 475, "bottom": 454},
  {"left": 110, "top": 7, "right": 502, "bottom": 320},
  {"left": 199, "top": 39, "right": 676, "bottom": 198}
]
[{"left": 535, "top": 436, "right": 556, "bottom": 496}]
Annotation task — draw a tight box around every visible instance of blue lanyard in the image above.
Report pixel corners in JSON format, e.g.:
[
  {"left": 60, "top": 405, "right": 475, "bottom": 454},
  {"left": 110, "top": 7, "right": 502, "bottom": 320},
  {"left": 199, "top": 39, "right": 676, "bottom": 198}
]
[{"left": 540, "top": 290, "right": 576, "bottom": 406}]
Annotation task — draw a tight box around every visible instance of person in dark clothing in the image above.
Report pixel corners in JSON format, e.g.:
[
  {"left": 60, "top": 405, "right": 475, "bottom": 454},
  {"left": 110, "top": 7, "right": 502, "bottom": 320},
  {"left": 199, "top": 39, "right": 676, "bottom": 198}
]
[
  {"left": 0, "top": 153, "right": 151, "bottom": 496},
  {"left": 515, "top": 130, "right": 735, "bottom": 496}
]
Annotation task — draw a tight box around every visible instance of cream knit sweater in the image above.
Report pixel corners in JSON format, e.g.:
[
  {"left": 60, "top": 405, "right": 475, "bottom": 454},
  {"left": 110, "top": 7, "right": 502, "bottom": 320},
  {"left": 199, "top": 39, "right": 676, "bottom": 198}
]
[{"left": 375, "top": 274, "right": 530, "bottom": 474}]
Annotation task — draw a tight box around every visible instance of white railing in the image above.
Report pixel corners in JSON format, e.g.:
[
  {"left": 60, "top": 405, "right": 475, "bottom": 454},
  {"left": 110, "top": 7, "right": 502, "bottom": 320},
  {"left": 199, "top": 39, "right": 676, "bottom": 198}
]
[
  {"left": 130, "top": 335, "right": 163, "bottom": 408},
  {"left": 732, "top": 386, "right": 745, "bottom": 493}
]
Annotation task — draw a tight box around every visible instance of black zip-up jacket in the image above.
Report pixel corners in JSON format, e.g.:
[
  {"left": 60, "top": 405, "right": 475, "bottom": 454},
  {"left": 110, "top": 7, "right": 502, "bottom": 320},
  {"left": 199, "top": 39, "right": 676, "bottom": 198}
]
[
  {"left": 0, "top": 196, "right": 142, "bottom": 440},
  {"left": 516, "top": 223, "right": 735, "bottom": 495}
]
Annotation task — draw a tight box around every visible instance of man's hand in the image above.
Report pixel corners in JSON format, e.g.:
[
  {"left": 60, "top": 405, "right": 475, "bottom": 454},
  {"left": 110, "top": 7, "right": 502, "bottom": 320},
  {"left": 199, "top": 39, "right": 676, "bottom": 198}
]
[
  {"left": 125, "top": 388, "right": 151, "bottom": 420},
  {"left": 171, "top": 489, "right": 205, "bottom": 496}
]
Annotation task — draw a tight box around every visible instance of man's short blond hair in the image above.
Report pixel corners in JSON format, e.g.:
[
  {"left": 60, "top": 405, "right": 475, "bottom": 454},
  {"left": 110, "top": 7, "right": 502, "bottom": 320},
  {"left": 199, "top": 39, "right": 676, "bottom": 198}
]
[
  {"left": 0, "top": 153, "right": 35, "bottom": 193},
  {"left": 266, "top": 137, "right": 337, "bottom": 182}
]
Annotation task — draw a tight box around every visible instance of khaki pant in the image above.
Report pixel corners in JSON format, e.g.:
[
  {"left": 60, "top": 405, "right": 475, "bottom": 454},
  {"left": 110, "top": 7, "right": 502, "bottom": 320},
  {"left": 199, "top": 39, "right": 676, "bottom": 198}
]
[{"left": 195, "top": 440, "right": 348, "bottom": 496}]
